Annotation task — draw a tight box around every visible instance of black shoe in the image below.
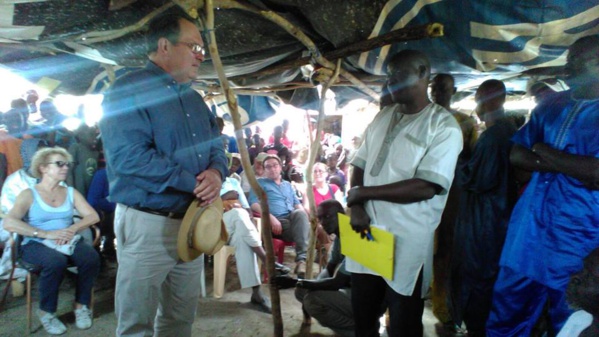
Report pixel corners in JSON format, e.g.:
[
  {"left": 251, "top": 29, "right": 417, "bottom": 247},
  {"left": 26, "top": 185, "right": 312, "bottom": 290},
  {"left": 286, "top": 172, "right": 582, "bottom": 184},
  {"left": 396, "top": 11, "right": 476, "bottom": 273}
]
[
  {"left": 274, "top": 262, "right": 291, "bottom": 275},
  {"left": 250, "top": 295, "right": 272, "bottom": 313},
  {"left": 271, "top": 275, "right": 297, "bottom": 289},
  {"left": 102, "top": 248, "right": 117, "bottom": 261}
]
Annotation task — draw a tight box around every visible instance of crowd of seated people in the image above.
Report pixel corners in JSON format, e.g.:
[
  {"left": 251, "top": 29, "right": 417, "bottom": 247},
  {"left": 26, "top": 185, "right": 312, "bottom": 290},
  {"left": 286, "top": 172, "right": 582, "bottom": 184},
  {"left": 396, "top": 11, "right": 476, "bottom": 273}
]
[
  {"left": 228, "top": 119, "right": 356, "bottom": 273},
  {"left": 0, "top": 93, "right": 112, "bottom": 334},
  {"left": 0, "top": 95, "right": 101, "bottom": 255}
]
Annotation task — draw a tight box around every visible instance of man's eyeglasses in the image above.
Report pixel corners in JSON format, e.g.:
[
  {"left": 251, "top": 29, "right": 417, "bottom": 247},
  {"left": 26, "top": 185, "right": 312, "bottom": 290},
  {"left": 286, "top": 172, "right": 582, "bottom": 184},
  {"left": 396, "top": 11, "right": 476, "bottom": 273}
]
[
  {"left": 313, "top": 169, "right": 326, "bottom": 174},
  {"left": 46, "top": 161, "right": 73, "bottom": 168},
  {"left": 264, "top": 163, "right": 280, "bottom": 170},
  {"left": 176, "top": 41, "right": 206, "bottom": 56}
]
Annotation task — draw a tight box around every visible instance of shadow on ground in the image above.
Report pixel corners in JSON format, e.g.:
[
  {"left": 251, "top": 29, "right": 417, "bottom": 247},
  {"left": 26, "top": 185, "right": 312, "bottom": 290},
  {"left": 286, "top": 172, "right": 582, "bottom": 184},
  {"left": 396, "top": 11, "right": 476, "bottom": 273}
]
[{"left": 1, "top": 247, "right": 462, "bottom": 336}]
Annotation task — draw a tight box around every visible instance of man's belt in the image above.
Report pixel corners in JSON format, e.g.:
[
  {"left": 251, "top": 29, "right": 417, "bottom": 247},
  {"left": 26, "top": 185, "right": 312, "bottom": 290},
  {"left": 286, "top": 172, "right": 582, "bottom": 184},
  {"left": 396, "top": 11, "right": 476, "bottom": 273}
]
[{"left": 130, "top": 206, "right": 185, "bottom": 219}]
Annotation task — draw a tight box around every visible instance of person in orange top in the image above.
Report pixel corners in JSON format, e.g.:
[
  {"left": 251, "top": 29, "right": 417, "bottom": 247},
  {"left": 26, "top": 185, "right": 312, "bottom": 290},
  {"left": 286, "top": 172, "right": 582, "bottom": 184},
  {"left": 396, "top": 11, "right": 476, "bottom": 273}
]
[{"left": 0, "top": 130, "right": 23, "bottom": 176}]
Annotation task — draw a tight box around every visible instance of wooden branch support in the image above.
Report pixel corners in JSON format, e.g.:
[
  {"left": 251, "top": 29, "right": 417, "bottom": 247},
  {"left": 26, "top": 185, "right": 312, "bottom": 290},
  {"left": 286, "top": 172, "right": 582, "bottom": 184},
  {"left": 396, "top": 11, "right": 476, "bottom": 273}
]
[
  {"left": 304, "top": 59, "right": 342, "bottom": 279},
  {"left": 73, "top": 3, "right": 175, "bottom": 44},
  {"left": 232, "top": 23, "right": 444, "bottom": 81},
  {"left": 201, "top": 91, "right": 278, "bottom": 102},
  {"left": 204, "top": 1, "right": 284, "bottom": 336},
  {"left": 196, "top": 78, "right": 386, "bottom": 97},
  {"left": 102, "top": 64, "right": 117, "bottom": 84},
  {"left": 210, "top": 0, "right": 380, "bottom": 101}
]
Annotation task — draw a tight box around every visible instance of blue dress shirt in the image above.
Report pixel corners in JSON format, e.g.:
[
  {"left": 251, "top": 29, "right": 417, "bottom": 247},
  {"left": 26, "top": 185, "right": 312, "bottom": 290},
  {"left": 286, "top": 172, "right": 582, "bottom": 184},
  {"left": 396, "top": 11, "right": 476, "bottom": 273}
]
[
  {"left": 100, "top": 62, "right": 228, "bottom": 213},
  {"left": 248, "top": 178, "right": 299, "bottom": 218}
]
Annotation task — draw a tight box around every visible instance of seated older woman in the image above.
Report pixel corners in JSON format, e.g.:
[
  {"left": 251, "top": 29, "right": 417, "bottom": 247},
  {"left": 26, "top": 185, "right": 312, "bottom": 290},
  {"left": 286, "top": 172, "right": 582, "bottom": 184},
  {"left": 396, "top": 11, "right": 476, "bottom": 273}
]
[{"left": 4, "top": 147, "right": 100, "bottom": 335}]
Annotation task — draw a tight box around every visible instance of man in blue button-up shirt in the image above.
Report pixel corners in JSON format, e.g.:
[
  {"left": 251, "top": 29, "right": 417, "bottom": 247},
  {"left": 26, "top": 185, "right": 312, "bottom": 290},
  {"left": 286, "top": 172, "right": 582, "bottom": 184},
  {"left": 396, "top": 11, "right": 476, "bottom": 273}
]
[
  {"left": 99, "top": 12, "right": 228, "bottom": 337},
  {"left": 249, "top": 155, "right": 310, "bottom": 278}
]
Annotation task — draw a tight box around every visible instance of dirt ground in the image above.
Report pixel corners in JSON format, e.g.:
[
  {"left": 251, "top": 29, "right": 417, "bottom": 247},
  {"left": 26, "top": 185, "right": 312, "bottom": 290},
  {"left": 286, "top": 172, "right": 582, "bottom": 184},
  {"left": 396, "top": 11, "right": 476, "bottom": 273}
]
[{"left": 0, "top": 247, "right": 452, "bottom": 337}]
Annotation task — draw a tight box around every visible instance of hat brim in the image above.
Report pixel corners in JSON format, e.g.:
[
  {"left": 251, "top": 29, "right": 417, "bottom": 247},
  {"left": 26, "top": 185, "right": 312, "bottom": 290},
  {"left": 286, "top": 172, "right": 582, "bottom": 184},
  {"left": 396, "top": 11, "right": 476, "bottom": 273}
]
[{"left": 177, "top": 198, "right": 226, "bottom": 262}]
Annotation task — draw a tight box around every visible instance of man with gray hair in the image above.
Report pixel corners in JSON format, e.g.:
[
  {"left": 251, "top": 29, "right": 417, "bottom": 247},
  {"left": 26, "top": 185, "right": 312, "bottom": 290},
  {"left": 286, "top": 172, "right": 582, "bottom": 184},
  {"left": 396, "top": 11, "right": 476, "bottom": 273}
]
[{"left": 100, "top": 11, "right": 228, "bottom": 337}]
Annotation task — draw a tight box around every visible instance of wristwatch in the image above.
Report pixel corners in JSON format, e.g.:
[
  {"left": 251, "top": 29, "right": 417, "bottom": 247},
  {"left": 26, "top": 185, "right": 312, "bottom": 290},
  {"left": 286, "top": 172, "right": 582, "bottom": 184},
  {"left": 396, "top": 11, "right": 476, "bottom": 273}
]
[{"left": 32, "top": 230, "right": 39, "bottom": 238}]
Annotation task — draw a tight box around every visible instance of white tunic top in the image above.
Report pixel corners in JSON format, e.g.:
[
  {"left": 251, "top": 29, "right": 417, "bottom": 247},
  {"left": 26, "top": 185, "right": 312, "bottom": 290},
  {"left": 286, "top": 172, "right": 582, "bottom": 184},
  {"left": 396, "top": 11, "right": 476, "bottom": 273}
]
[{"left": 347, "top": 103, "right": 463, "bottom": 296}]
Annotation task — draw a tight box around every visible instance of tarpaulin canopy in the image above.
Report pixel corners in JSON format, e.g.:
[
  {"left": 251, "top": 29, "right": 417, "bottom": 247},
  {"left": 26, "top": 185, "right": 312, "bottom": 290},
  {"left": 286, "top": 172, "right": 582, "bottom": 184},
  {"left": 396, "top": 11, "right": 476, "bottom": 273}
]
[{"left": 1, "top": 0, "right": 597, "bottom": 115}]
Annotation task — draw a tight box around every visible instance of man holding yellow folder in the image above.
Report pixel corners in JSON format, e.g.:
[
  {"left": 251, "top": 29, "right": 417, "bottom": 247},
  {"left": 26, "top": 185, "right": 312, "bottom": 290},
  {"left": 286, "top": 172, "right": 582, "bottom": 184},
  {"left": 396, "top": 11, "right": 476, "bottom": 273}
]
[{"left": 346, "top": 50, "right": 462, "bottom": 337}]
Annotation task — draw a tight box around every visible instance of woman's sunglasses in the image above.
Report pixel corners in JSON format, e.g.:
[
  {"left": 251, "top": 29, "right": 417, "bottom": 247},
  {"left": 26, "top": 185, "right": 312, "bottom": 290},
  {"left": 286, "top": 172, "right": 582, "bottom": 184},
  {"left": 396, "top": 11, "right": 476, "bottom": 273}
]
[{"left": 46, "top": 161, "right": 74, "bottom": 168}]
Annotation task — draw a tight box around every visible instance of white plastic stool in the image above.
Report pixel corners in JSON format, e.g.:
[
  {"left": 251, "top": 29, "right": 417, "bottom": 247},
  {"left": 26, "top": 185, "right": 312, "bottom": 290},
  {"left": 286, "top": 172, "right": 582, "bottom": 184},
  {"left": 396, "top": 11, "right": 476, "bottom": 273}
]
[
  {"left": 212, "top": 245, "right": 236, "bottom": 298},
  {"left": 212, "top": 218, "right": 262, "bottom": 298}
]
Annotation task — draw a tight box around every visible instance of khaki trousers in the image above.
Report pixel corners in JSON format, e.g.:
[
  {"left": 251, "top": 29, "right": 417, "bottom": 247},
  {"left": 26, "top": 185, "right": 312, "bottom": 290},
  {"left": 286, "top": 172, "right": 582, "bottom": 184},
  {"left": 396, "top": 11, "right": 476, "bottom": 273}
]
[
  {"left": 223, "top": 208, "right": 261, "bottom": 289},
  {"left": 114, "top": 204, "right": 204, "bottom": 337}
]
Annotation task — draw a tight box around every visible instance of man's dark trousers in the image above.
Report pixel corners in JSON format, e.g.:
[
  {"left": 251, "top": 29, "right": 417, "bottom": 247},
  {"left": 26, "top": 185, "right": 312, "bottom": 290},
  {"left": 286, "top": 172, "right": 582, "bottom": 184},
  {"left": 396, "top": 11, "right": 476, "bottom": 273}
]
[{"left": 351, "top": 269, "right": 424, "bottom": 337}]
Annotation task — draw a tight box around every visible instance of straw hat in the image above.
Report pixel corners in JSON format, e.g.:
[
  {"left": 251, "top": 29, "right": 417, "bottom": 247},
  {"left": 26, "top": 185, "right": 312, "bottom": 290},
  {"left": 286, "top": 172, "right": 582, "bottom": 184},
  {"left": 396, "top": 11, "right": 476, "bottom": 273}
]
[{"left": 177, "top": 197, "right": 228, "bottom": 262}]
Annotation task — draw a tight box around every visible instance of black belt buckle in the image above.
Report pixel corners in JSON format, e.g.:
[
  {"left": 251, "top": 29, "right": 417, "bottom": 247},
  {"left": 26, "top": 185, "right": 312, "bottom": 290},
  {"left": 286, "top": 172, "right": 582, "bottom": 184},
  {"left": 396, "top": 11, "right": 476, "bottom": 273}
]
[
  {"left": 165, "top": 211, "right": 185, "bottom": 219},
  {"left": 133, "top": 206, "right": 185, "bottom": 219}
]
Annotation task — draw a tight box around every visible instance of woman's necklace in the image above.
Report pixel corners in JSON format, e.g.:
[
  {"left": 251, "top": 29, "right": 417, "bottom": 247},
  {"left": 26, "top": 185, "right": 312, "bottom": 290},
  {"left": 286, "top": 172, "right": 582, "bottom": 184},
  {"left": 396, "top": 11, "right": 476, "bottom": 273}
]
[
  {"left": 38, "top": 186, "right": 57, "bottom": 203},
  {"left": 44, "top": 191, "right": 56, "bottom": 203}
]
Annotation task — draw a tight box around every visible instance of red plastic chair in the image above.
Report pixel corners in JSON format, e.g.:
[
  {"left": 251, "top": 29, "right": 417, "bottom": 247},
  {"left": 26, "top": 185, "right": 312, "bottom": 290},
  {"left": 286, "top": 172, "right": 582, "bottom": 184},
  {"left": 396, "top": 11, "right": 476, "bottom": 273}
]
[{"left": 271, "top": 238, "right": 295, "bottom": 263}]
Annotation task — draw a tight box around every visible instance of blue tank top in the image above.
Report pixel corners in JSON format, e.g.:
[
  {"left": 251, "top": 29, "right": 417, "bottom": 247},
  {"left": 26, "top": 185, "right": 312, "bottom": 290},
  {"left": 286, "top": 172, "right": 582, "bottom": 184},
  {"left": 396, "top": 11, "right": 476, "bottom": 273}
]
[{"left": 23, "top": 186, "right": 74, "bottom": 245}]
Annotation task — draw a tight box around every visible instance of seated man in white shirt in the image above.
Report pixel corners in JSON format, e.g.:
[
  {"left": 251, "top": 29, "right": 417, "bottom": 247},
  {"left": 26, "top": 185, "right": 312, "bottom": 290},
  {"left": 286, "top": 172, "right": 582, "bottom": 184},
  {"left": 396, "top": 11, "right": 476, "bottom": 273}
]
[{"left": 220, "top": 176, "right": 289, "bottom": 313}]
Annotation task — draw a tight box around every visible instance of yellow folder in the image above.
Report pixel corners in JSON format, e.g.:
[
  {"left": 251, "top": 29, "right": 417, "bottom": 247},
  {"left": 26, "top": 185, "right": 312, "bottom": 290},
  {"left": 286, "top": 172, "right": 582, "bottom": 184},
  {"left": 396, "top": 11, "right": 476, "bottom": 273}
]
[{"left": 338, "top": 213, "right": 395, "bottom": 280}]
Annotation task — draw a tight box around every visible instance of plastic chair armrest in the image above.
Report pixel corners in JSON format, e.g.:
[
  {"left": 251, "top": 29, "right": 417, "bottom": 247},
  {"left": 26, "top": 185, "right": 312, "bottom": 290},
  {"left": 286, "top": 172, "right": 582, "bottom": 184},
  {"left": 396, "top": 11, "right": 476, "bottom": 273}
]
[{"left": 91, "top": 224, "right": 101, "bottom": 247}]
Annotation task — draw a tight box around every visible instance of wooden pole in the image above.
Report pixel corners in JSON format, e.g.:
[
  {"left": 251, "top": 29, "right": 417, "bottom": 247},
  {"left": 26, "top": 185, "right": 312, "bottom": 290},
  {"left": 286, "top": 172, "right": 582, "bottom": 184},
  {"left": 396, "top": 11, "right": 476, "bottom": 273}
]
[
  {"left": 303, "top": 59, "right": 342, "bottom": 279},
  {"left": 204, "top": 1, "right": 284, "bottom": 336}
]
